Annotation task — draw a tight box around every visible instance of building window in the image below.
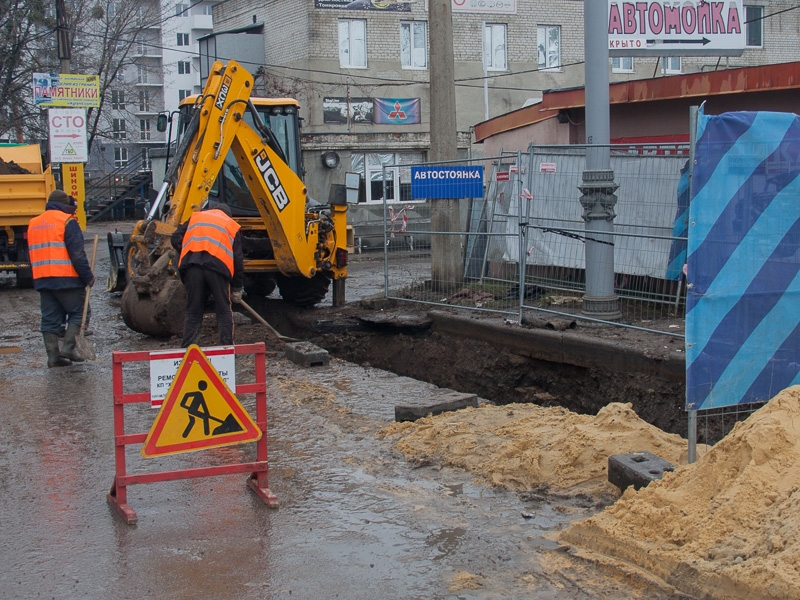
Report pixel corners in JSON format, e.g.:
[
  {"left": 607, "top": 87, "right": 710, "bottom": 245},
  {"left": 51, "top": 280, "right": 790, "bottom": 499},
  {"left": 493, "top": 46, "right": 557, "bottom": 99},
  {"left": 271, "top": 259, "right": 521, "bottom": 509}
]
[
  {"left": 138, "top": 90, "right": 150, "bottom": 112},
  {"left": 142, "top": 148, "right": 151, "bottom": 171},
  {"left": 136, "top": 36, "right": 145, "bottom": 55},
  {"left": 140, "top": 119, "right": 151, "bottom": 141},
  {"left": 201, "top": 4, "right": 213, "bottom": 15},
  {"left": 178, "top": 89, "right": 192, "bottom": 101},
  {"left": 400, "top": 21, "right": 427, "bottom": 69},
  {"left": 176, "top": 3, "right": 188, "bottom": 17},
  {"left": 745, "top": 5, "right": 763, "bottom": 47},
  {"left": 483, "top": 23, "right": 507, "bottom": 71},
  {"left": 351, "top": 152, "right": 424, "bottom": 203},
  {"left": 612, "top": 56, "right": 634, "bottom": 73},
  {"left": 177, "top": 61, "right": 191, "bottom": 75},
  {"left": 177, "top": 33, "right": 189, "bottom": 46},
  {"left": 137, "top": 65, "right": 148, "bottom": 84},
  {"left": 339, "top": 19, "right": 367, "bottom": 68},
  {"left": 111, "top": 89, "right": 125, "bottom": 110},
  {"left": 537, "top": 25, "right": 561, "bottom": 71},
  {"left": 112, "top": 118, "right": 126, "bottom": 140},
  {"left": 114, "top": 147, "right": 128, "bottom": 168},
  {"left": 662, "top": 56, "right": 681, "bottom": 74}
]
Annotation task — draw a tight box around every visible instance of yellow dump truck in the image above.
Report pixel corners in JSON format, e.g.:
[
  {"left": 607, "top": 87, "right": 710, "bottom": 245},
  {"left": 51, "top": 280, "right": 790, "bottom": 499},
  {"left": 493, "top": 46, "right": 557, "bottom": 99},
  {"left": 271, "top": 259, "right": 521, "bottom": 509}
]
[{"left": 0, "top": 144, "right": 56, "bottom": 287}]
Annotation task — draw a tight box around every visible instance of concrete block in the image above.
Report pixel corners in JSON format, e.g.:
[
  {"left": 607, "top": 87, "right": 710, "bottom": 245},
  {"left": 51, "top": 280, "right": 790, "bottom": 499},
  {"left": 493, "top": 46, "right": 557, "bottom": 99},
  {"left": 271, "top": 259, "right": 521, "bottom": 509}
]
[
  {"left": 608, "top": 451, "right": 675, "bottom": 491},
  {"left": 284, "top": 341, "right": 330, "bottom": 367},
  {"left": 395, "top": 391, "right": 478, "bottom": 422}
]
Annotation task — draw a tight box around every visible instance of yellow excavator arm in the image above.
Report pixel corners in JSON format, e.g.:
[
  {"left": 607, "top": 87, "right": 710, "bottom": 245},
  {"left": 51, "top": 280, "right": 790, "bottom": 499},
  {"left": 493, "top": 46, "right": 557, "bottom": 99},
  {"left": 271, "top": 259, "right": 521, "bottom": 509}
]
[
  {"left": 116, "top": 60, "right": 348, "bottom": 337},
  {"left": 161, "top": 60, "right": 335, "bottom": 277}
]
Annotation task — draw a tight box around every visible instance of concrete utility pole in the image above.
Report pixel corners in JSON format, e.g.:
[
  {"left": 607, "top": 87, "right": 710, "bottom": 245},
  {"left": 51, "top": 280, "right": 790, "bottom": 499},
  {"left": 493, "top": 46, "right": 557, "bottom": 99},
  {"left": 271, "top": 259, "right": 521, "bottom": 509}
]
[
  {"left": 56, "top": 0, "right": 71, "bottom": 74},
  {"left": 428, "top": 0, "right": 462, "bottom": 290},
  {"left": 579, "top": 0, "right": 620, "bottom": 320}
]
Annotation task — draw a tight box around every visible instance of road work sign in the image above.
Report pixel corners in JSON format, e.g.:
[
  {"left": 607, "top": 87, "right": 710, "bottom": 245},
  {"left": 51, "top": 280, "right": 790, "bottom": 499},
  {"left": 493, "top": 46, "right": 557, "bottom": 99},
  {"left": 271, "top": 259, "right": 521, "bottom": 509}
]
[
  {"left": 33, "top": 73, "right": 100, "bottom": 108},
  {"left": 142, "top": 345, "right": 260, "bottom": 457},
  {"left": 150, "top": 346, "right": 235, "bottom": 407},
  {"left": 48, "top": 109, "right": 88, "bottom": 163}
]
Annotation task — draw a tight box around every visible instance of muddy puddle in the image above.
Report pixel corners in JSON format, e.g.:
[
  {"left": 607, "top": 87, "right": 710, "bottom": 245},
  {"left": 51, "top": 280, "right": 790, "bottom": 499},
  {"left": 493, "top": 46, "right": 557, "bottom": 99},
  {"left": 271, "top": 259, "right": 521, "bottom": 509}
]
[{"left": 0, "top": 222, "right": 688, "bottom": 598}]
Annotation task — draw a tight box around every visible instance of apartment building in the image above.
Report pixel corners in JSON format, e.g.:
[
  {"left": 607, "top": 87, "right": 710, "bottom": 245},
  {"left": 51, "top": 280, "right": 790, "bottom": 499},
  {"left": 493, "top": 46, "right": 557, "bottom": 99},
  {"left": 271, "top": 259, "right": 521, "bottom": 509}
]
[
  {"left": 89, "top": 0, "right": 220, "bottom": 178},
  {"left": 204, "top": 0, "right": 794, "bottom": 219}
]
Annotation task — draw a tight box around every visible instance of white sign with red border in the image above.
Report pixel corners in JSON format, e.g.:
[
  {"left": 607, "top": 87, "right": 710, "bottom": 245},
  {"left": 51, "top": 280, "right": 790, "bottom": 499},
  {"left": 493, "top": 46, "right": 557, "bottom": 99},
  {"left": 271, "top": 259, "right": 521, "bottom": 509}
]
[
  {"left": 48, "top": 108, "right": 88, "bottom": 163},
  {"left": 150, "top": 346, "right": 236, "bottom": 407}
]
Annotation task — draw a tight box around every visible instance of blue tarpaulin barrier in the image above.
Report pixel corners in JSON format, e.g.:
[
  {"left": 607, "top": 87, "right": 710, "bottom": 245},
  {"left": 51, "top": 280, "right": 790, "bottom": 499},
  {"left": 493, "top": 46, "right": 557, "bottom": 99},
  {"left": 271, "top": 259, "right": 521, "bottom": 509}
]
[
  {"left": 686, "top": 108, "right": 800, "bottom": 410},
  {"left": 666, "top": 159, "right": 690, "bottom": 281}
]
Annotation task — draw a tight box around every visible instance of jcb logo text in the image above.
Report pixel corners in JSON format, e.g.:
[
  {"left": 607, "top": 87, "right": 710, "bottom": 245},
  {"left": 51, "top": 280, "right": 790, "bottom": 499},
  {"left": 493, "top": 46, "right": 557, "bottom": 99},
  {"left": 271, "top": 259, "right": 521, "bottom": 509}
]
[
  {"left": 255, "top": 151, "right": 289, "bottom": 211},
  {"left": 215, "top": 75, "right": 233, "bottom": 111}
]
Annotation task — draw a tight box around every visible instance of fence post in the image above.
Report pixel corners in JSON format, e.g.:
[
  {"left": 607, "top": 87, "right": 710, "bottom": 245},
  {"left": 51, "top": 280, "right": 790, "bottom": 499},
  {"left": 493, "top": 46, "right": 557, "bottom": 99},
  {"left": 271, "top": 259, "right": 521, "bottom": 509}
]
[{"left": 382, "top": 169, "right": 389, "bottom": 298}]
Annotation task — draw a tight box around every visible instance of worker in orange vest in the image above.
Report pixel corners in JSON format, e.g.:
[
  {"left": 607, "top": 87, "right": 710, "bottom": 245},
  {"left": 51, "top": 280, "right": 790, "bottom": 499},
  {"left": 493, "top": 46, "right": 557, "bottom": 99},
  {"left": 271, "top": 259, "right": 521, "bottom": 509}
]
[
  {"left": 171, "top": 203, "right": 244, "bottom": 347},
  {"left": 28, "top": 190, "right": 95, "bottom": 367}
]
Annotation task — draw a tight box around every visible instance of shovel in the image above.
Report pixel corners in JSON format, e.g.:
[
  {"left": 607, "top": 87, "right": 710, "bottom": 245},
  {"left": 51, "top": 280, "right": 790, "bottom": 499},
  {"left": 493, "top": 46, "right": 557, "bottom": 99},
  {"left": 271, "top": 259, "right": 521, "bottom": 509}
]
[
  {"left": 237, "top": 298, "right": 297, "bottom": 343},
  {"left": 75, "top": 234, "right": 99, "bottom": 361}
]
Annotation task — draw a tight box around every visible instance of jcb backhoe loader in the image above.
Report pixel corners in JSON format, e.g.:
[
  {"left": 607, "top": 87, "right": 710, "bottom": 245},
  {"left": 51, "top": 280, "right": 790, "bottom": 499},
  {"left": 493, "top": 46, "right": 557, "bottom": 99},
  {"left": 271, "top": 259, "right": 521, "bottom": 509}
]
[{"left": 107, "top": 60, "right": 348, "bottom": 337}]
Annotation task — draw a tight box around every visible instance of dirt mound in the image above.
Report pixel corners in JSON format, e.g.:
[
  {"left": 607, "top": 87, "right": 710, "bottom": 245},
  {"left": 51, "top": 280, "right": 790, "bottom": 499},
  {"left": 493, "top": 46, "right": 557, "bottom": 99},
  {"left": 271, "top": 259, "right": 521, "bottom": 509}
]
[
  {"left": 560, "top": 386, "right": 800, "bottom": 600},
  {"left": 0, "top": 157, "right": 30, "bottom": 175},
  {"left": 378, "top": 401, "right": 691, "bottom": 497}
]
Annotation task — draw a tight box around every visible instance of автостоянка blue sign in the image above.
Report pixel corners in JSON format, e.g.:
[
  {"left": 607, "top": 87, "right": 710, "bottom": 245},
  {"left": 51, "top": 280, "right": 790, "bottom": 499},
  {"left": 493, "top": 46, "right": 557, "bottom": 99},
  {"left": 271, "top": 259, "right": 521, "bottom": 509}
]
[{"left": 411, "top": 166, "right": 484, "bottom": 199}]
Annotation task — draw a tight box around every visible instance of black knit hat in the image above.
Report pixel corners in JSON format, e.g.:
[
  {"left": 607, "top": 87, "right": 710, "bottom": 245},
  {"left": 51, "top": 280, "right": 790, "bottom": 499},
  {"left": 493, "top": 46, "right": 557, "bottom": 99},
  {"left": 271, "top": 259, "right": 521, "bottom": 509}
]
[
  {"left": 213, "top": 204, "right": 232, "bottom": 217},
  {"left": 48, "top": 189, "right": 76, "bottom": 206}
]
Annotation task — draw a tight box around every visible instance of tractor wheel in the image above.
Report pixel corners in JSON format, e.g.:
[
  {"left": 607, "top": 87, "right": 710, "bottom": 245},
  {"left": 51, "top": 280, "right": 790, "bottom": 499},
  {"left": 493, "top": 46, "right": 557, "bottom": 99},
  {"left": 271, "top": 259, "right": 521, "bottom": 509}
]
[
  {"left": 244, "top": 274, "right": 277, "bottom": 297},
  {"left": 276, "top": 273, "right": 331, "bottom": 307}
]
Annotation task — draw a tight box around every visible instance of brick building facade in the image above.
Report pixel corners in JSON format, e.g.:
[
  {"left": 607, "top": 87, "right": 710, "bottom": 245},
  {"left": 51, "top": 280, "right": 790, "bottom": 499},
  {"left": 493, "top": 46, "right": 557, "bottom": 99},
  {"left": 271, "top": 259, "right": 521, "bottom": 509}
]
[{"left": 207, "top": 0, "right": 797, "bottom": 244}]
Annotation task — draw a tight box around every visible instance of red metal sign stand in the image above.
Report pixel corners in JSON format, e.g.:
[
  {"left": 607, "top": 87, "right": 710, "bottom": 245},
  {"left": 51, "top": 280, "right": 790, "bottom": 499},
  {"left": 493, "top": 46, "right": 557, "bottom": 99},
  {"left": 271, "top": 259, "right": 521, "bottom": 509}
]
[{"left": 107, "top": 342, "right": 278, "bottom": 525}]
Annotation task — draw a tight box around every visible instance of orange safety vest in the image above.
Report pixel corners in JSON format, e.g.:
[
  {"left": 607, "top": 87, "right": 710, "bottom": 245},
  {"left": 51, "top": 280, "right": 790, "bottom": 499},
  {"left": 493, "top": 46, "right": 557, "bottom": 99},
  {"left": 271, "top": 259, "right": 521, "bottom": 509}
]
[
  {"left": 27, "top": 210, "right": 80, "bottom": 280},
  {"left": 179, "top": 209, "right": 241, "bottom": 276}
]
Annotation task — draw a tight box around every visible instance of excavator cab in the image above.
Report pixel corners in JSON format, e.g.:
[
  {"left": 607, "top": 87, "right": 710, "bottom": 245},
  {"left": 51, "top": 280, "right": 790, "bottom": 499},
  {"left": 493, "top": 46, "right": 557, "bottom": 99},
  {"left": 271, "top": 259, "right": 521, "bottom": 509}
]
[{"left": 180, "top": 96, "right": 304, "bottom": 217}]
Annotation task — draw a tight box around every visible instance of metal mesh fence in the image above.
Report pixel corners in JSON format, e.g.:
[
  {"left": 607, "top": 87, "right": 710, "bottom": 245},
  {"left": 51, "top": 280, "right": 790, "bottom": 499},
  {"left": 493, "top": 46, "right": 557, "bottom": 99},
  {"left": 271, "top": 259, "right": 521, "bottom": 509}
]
[
  {"left": 696, "top": 402, "right": 766, "bottom": 446},
  {"left": 383, "top": 145, "right": 690, "bottom": 336}
]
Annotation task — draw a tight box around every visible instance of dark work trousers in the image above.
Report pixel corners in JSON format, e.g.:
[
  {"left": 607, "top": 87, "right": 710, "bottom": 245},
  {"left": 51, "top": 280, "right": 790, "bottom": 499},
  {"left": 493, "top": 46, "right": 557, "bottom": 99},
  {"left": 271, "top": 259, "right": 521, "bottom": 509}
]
[
  {"left": 39, "top": 287, "right": 86, "bottom": 334},
  {"left": 181, "top": 266, "right": 233, "bottom": 347}
]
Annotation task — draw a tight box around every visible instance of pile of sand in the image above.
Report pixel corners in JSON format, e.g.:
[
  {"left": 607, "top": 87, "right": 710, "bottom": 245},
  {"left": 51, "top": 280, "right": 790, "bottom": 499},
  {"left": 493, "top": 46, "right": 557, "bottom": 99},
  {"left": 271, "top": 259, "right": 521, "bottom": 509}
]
[
  {"left": 560, "top": 386, "right": 800, "bottom": 600},
  {"left": 378, "top": 401, "right": 691, "bottom": 497}
]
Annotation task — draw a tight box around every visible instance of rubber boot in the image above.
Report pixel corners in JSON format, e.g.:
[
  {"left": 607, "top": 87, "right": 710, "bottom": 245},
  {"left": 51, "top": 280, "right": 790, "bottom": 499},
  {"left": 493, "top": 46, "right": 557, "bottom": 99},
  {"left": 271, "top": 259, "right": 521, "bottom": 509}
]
[
  {"left": 43, "top": 332, "right": 72, "bottom": 368},
  {"left": 60, "top": 323, "right": 86, "bottom": 362}
]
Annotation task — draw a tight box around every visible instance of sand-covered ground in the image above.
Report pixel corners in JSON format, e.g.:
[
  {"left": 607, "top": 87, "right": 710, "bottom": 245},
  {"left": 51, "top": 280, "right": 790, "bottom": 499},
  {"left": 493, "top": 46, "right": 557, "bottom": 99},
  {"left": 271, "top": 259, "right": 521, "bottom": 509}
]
[
  {"left": 380, "top": 389, "right": 800, "bottom": 600},
  {"left": 379, "top": 401, "right": 692, "bottom": 498}
]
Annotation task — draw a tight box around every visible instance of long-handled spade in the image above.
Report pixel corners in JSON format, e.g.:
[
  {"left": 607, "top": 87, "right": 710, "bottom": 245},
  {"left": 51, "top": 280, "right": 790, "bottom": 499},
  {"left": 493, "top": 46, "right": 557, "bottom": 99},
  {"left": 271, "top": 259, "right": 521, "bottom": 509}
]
[
  {"left": 75, "top": 234, "right": 99, "bottom": 361},
  {"left": 237, "top": 298, "right": 297, "bottom": 343}
]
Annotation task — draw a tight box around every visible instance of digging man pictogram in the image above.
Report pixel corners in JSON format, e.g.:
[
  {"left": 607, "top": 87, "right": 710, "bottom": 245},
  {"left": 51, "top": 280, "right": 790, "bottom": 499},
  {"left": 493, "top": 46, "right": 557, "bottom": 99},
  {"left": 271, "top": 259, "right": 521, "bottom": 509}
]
[{"left": 179, "top": 380, "right": 244, "bottom": 438}]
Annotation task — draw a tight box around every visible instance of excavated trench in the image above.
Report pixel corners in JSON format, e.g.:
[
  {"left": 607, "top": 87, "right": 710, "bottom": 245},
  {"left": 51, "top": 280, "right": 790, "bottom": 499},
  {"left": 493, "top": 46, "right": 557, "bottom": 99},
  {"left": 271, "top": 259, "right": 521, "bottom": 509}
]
[{"left": 250, "top": 297, "right": 699, "bottom": 441}]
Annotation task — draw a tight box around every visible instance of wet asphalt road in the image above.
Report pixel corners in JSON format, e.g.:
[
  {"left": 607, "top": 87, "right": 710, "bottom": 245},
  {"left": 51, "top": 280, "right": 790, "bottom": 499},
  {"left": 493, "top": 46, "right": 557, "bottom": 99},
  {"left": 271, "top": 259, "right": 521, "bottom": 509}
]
[{"left": 0, "top": 222, "right": 680, "bottom": 600}]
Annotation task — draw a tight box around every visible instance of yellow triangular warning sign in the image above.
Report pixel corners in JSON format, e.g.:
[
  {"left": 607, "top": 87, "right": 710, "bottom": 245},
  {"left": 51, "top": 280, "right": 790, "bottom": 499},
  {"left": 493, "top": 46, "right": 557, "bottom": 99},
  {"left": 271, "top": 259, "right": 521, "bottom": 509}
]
[
  {"left": 142, "top": 345, "right": 261, "bottom": 457},
  {"left": 62, "top": 144, "right": 78, "bottom": 156}
]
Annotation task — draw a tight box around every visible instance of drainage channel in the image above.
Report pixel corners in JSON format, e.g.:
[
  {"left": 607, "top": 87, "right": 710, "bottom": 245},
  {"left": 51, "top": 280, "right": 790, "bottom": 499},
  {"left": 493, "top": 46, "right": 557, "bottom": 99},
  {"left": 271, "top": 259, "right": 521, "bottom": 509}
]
[{"left": 271, "top": 302, "right": 690, "bottom": 438}]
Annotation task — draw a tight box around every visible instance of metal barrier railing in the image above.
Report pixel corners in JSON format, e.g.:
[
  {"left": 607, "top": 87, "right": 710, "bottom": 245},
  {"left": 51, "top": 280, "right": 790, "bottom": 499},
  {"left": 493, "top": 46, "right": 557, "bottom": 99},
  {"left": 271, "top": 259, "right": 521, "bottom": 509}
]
[{"left": 381, "top": 147, "right": 689, "bottom": 337}]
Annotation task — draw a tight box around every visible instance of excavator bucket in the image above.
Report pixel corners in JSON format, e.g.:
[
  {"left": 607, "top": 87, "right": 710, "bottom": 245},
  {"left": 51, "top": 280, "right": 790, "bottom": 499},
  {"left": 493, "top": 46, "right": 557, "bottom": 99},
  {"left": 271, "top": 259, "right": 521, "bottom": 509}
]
[
  {"left": 121, "top": 276, "right": 186, "bottom": 337},
  {"left": 120, "top": 250, "right": 186, "bottom": 337}
]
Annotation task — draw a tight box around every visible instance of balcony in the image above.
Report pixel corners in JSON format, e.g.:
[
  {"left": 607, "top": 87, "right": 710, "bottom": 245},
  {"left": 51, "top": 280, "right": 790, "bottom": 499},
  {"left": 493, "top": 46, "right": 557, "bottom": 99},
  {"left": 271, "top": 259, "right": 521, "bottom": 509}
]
[
  {"left": 132, "top": 47, "right": 163, "bottom": 59},
  {"left": 191, "top": 14, "right": 213, "bottom": 32}
]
